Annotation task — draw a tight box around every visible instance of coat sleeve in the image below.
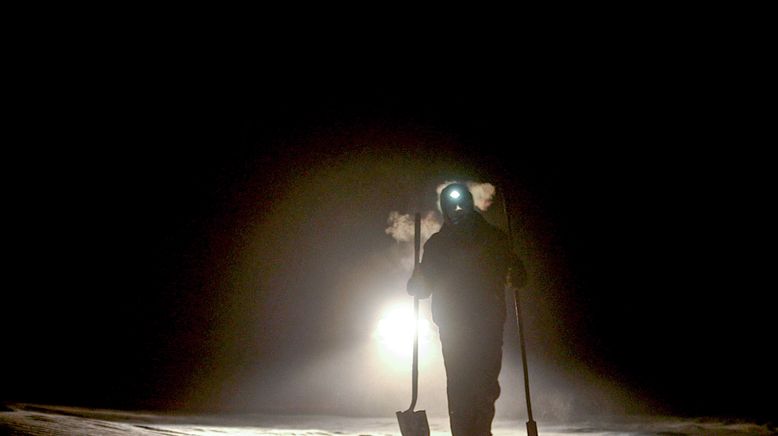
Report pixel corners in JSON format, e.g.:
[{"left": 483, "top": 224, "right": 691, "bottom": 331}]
[
  {"left": 508, "top": 250, "right": 529, "bottom": 289},
  {"left": 494, "top": 226, "right": 528, "bottom": 289},
  {"left": 406, "top": 234, "right": 436, "bottom": 299}
]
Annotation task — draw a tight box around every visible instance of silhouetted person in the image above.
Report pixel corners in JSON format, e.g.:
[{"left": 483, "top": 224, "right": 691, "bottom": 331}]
[{"left": 407, "top": 182, "right": 527, "bottom": 436}]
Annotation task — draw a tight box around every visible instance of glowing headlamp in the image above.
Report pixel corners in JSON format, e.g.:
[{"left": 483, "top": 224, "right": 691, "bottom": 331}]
[{"left": 449, "top": 190, "right": 461, "bottom": 200}]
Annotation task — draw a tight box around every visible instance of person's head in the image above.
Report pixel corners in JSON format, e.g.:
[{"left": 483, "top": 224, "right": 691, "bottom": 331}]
[{"left": 440, "top": 183, "right": 475, "bottom": 225}]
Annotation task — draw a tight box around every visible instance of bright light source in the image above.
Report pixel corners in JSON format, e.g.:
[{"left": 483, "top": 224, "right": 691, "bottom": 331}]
[
  {"left": 449, "top": 190, "right": 461, "bottom": 199},
  {"left": 374, "top": 302, "right": 434, "bottom": 368}
]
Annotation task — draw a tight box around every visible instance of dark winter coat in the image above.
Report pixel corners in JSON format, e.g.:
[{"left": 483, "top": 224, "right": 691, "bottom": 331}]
[{"left": 420, "top": 212, "right": 524, "bottom": 330}]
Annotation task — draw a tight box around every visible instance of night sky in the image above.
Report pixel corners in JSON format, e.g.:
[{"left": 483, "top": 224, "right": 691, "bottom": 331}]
[{"left": 3, "top": 46, "right": 773, "bottom": 424}]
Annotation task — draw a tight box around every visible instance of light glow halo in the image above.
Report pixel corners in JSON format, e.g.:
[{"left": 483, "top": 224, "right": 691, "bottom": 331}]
[{"left": 374, "top": 302, "right": 434, "bottom": 366}]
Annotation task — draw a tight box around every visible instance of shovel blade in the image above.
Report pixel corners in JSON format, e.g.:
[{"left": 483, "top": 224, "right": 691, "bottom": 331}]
[
  {"left": 526, "top": 420, "right": 538, "bottom": 436},
  {"left": 396, "top": 409, "right": 430, "bottom": 436}
]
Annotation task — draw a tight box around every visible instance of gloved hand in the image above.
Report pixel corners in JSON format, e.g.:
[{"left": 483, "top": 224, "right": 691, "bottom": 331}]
[{"left": 406, "top": 268, "right": 431, "bottom": 299}]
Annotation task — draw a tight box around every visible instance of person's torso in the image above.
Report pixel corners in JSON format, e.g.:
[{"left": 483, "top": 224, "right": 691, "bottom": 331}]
[{"left": 423, "top": 216, "right": 510, "bottom": 328}]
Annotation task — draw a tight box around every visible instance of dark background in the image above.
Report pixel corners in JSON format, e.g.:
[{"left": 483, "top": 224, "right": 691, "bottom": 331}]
[{"left": 3, "top": 39, "right": 774, "bottom": 423}]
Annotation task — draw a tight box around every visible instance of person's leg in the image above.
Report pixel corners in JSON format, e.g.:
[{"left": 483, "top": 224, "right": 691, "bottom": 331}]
[
  {"left": 440, "top": 323, "right": 503, "bottom": 436},
  {"left": 471, "top": 326, "right": 503, "bottom": 435},
  {"left": 440, "top": 326, "right": 473, "bottom": 435}
]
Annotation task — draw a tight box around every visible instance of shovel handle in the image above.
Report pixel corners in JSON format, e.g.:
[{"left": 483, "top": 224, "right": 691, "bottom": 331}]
[
  {"left": 414, "top": 212, "right": 421, "bottom": 266},
  {"left": 408, "top": 295, "right": 420, "bottom": 412},
  {"left": 408, "top": 212, "right": 422, "bottom": 412}
]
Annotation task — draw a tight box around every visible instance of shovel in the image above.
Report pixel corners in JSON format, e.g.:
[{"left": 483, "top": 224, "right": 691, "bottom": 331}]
[{"left": 396, "top": 212, "right": 430, "bottom": 436}]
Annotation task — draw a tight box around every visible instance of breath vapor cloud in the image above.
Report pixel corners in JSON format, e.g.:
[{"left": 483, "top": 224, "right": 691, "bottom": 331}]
[{"left": 385, "top": 181, "right": 497, "bottom": 245}]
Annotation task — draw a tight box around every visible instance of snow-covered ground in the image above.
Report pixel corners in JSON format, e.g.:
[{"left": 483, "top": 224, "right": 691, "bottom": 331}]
[{"left": 0, "top": 403, "right": 773, "bottom": 435}]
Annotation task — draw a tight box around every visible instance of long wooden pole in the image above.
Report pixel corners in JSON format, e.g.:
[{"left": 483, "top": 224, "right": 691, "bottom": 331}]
[
  {"left": 503, "top": 190, "right": 539, "bottom": 436},
  {"left": 407, "top": 212, "right": 422, "bottom": 412}
]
